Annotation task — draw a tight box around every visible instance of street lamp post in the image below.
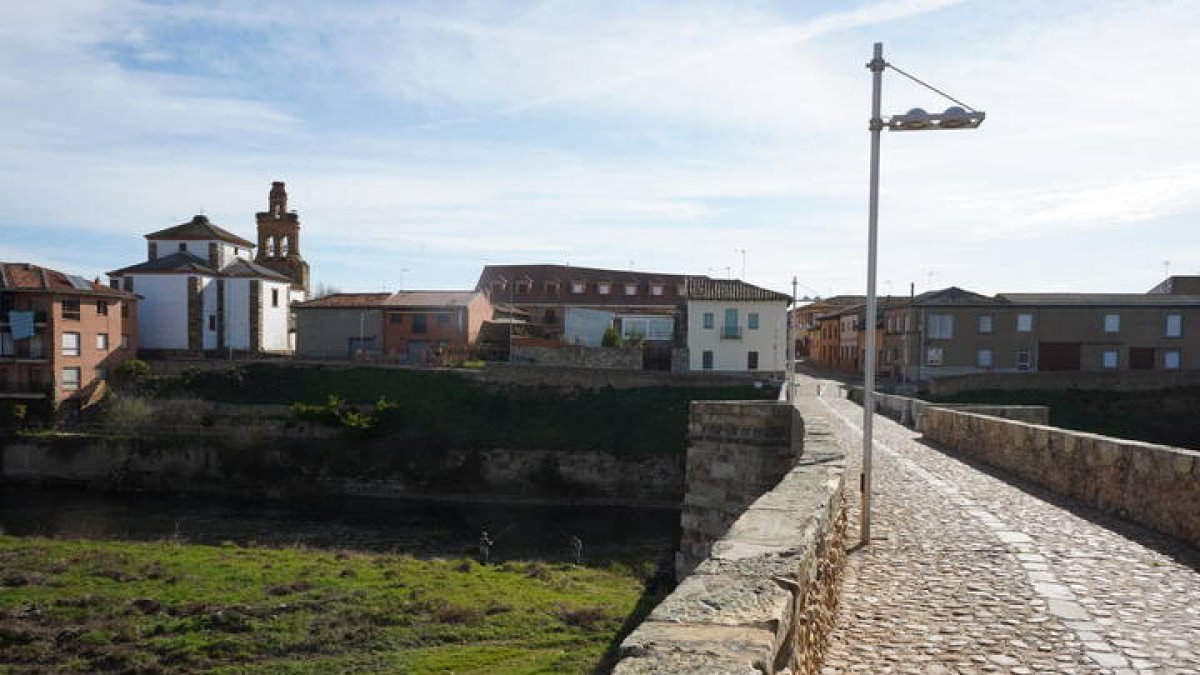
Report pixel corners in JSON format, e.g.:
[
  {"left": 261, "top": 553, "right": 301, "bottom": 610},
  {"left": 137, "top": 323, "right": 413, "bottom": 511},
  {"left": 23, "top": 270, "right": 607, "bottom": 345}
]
[{"left": 860, "top": 42, "right": 985, "bottom": 547}]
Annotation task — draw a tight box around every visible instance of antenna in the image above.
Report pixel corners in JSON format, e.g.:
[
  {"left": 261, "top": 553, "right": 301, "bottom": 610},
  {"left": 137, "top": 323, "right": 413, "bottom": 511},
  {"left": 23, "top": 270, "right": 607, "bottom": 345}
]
[
  {"left": 734, "top": 249, "right": 746, "bottom": 279},
  {"left": 1163, "top": 260, "right": 1171, "bottom": 278}
]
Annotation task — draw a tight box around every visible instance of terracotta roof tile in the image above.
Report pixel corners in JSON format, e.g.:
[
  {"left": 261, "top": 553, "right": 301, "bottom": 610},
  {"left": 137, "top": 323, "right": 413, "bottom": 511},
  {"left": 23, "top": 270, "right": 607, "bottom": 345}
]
[
  {"left": 145, "top": 215, "right": 256, "bottom": 248},
  {"left": 0, "top": 262, "right": 135, "bottom": 298}
]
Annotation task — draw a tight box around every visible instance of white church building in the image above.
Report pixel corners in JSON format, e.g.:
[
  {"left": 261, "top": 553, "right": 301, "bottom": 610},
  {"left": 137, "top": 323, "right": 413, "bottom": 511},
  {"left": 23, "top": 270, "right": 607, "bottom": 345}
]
[{"left": 108, "top": 182, "right": 310, "bottom": 355}]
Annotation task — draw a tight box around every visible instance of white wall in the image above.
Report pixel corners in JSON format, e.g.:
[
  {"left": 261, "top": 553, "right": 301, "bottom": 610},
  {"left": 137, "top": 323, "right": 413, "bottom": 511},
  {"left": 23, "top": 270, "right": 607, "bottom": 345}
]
[
  {"left": 224, "top": 278, "right": 252, "bottom": 350},
  {"left": 153, "top": 239, "right": 251, "bottom": 267},
  {"left": 687, "top": 300, "right": 787, "bottom": 373},
  {"left": 201, "top": 278, "right": 218, "bottom": 350},
  {"left": 262, "top": 280, "right": 291, "bottom": 352},
  {"left": 130, "top": 274, "right": 196, "bottom": 350}
]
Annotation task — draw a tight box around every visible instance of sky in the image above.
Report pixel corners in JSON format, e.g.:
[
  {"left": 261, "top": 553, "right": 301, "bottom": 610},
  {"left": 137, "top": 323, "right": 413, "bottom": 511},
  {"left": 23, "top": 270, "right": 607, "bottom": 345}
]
[{"left": 1, "top": 0, "right": 1198, "bottom": 299}]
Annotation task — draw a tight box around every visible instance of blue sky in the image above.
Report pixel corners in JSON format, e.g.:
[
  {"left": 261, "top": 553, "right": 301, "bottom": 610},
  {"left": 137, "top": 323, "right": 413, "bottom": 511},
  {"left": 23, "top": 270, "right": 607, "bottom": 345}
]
[{"left": 2, "top": 0, "right": 1198, "bottom": 298}]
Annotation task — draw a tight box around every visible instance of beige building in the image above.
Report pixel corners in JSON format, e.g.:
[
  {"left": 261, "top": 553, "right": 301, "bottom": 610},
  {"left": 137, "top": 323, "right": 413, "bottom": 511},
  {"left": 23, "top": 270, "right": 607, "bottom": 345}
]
[{"left": 882, "top": 280, "right": 1200, "bottom": 382}]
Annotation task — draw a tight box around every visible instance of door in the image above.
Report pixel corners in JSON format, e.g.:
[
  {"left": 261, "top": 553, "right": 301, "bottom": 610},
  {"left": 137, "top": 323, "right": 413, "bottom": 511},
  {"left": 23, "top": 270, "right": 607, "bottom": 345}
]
[{"left": 1038, "top": 342, "right": 1081, "bottom": 371}]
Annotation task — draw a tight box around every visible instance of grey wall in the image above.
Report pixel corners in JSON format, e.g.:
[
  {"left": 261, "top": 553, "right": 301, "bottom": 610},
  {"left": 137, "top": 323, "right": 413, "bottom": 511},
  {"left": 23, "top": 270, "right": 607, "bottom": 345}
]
[{"left": 295, "top": 308, "right": 381, "bottom": 359}]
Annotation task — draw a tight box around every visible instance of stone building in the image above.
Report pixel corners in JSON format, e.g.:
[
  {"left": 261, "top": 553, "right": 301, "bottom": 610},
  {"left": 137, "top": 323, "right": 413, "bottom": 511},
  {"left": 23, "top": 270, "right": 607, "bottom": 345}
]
[{"left": 254, "top": 181, "right": 310, "bottom": 303}]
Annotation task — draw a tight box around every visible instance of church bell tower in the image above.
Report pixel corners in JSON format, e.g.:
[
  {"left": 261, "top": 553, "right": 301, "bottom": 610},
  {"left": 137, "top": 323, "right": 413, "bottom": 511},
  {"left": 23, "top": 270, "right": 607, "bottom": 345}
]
[{"left": 254, "top": 181, "right": 310, "bottom": 296}]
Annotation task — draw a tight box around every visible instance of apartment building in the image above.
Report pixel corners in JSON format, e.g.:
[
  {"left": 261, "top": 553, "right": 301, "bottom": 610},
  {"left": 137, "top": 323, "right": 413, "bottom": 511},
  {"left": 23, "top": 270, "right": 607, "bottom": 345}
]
[
  {"left": 1, "top": 262, "right": 138, "bottom": 403},
  {"left": 882, "top": 281, "right": 1200, "bottom": 381}
]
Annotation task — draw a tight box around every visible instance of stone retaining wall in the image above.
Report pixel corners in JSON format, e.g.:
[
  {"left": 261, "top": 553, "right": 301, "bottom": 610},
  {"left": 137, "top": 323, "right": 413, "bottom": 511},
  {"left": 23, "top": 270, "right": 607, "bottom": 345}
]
[
  {"left": 511, "top": 344, "right": 643, "bottom": 370},
  {"left": 615, "top": 398, "right": 848, "bottom": 674},
  {"left": 921, "top": 407, "right": 1200, "bottom": 548}
]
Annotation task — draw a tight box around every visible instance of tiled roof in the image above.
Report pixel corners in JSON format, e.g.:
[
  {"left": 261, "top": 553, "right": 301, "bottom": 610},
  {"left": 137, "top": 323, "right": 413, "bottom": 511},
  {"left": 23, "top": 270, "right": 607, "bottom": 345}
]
[
  {"left": 477, "top": 264, "right": 684, "bottom": 306},
  {"left": 294, "top": 293, "right": 393, "bottom": 309},
  {"left": 913, "top": 286, "right": 1004, "bottom": 306},
  {"left": 0, "top": 262, "right": 135, "bottom": 298},
  {"left": 685, "top": 276, "right": 791, "bottom": 302},
  {"left": 145, "top": 215, "right": 256, "bottom": 248},
  {"left": 108, "top": 252, "right": 291, "bottom": 281},
  {"left": 386, "top": 290, "right": 482, "bottom": 308},
  {"left": 998, "top": 293, "right": 1200, "bottom": 307}
]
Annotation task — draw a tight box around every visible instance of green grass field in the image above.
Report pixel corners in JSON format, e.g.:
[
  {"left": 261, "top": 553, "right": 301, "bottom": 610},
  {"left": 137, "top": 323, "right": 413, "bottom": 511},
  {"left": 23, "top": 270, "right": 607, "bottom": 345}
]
[{"left": 0, "top": 535, "right": 660, "bottom": 674}]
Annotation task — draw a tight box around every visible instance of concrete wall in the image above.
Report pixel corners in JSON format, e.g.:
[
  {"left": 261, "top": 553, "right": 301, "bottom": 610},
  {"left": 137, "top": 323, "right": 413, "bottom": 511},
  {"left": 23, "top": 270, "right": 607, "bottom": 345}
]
[
  {"left": 295, "top": 308, "right": 383, "bottom": 359},
  {"left": 511, "top": 344, "right": 643, "bottom": 370},
  {"left": 927, "top": 370, "right": 1200, "bottom": 397},
  {"left": 920, "top": 406, "right": 1200, "bottom": 548},
  {"left": 615, "top": 398, "right": 848, "bottom": 675}
]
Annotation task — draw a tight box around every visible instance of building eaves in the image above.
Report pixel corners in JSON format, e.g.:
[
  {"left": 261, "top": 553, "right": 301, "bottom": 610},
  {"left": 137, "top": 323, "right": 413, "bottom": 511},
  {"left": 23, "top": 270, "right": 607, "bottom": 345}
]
[
  {"left": 998, "top": 293, "right": 1200, "bottom": 307},
  {"left": 144, "top": 215, "right": 257, "bottom": 248},
  {"left": 107, "top": 252, "right": 221, "bottom": 277},
  {"left": 294, "top": 292, "right": 393, "bottom": 309},
  {"left": 684, "top": 276, "right": 791, "bottom": 302}
]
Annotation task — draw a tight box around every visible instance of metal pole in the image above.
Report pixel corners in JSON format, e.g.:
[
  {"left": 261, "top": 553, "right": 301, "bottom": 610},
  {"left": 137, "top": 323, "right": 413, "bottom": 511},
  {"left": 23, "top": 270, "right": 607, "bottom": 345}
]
[{"left": 862, "top": 42, "right": 884, "bottom": 547}]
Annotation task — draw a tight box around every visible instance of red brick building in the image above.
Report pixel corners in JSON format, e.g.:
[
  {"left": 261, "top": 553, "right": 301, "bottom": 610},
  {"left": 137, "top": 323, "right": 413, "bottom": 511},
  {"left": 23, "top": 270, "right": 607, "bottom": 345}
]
[{"left": 1, "top": 262, "right": 138, "bottom": 403}]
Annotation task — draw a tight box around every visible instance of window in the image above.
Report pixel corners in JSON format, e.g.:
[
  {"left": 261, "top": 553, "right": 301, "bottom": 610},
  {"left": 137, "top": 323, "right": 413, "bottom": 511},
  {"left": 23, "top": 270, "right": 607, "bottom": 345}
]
[
  {"left": 978, "top": 315, "right": 993, "bottom": 334},
  {"left": 62, "top": 298, "right": 80, "bottom": 321},
  {"left": 722, "top": 308, "right": 740, "bottom": 339},
  {"left": 62, "top": 367, "right": 81, "bottom": 392},
  {"left": 621, "top": 317, "right": 674, "bottom": 341},
  {"left": 1166, "top": 314, "right": 1182, "bottom": 337},
  {"left": 1164, "top": 350, "right": 1181, "bottom": 370},
  {"left": 271, "top": 288, "right": 280, "bottom": 307},
  {"left": 1102, "top": 350, "right": 1118, "bottom": 369},
  {"left": 748, "top": 313, "right": 760, "bottom": 330},
  {"left": 544, "top": 281, "right": 560, "bottom": 294},
  {"left": 123, "top": 277, "right": 134, "bottom": 292},
  {"left": 516, "top": 279, "right": 532, "bottom": 294},
  {"left": 148, "top": 242, "right": 158, "bottom": 259},
  {"left": 624, "top": 283, "right": 638, "bottom": 296},
  {"left": 571, "top": 280, "right": 585, "bottom": 294},
  {"left": 1103, "top": 314, "right": 1120, "bottom": 333},
  {"left": 747, "top": 351, "right": 759, "bottom": 370},
  {"left": 928, "top": 314, "right": 953, "bottom": 339},
  {"left": 412, "top": 314, "right": 428, "bottom": 334},
  {"left": 702, "top": 350, "right": 714, "bottom": 370},
  {"left": 702, "top": 312, "right": 714, "bottom": 330},
  {"left": 121, "top": 303, "right": 128, "bottom": 318},
  {"left": 977, "top": 349, "right": 993, "bottom": 368},
  {"left": 121, "top": 334, "right": 129, "bottom": 349},
  {"left": 61, "top": 332, "right": 80, "bottom": 356},
  {"left": 0, "top": 331, "right": 12, "bottom": 356},
  {"left": 96, "top": 300, "right": 108, "bottom": 316},
  {"left": 597, "top": 282, "right": 611, "bottom": 295},
  {"left": 437, "top": 313, "right": 450, "bottom": 325},
  {"left": 926, "top": 347, "right": 943, "bottom": 366},
  {"left": 651, "top": 283, "right": 665, "bottom": 296},
  {"left": 95, "top": 366, "right": 108, "bottom": 381},
  {"left": 492, "top": 280, "right": 507, "bottom": 294},
  {"left": 1017, "top": 313, "right": 1033, "bottom": 332},
  {"left": 1016, "top": 350, "right": 1031, "bottom": 371},
  {"left": 29, "top": 335, "right": 43, "bottom": 358},
  {"left": 96, "top": 333, "right": 109, "bottom": 350},
  {"left": 179, "top": 242, "right": 187, "bottom": 252},
  {"left": 208, "top": 315, "right": 216, "bottom": 332}
]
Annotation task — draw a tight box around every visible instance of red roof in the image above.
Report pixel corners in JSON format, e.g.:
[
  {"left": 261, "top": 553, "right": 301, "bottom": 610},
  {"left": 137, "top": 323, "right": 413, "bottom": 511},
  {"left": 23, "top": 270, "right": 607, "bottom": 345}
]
[{"left": 0, "top": 262, "right": 135, "bottom": 299}]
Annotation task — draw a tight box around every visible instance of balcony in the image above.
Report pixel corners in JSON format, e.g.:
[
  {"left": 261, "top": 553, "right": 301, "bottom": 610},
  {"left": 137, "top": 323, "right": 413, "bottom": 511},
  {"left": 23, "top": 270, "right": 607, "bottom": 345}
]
[{"left": 720, "top": 326, "right": 742, "bottom": 340}]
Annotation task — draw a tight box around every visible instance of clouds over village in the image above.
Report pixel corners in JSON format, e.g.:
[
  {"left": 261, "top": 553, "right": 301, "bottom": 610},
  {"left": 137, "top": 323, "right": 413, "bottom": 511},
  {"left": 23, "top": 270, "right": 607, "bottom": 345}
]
[{"left": 1, "top": 0, "right": 1198, "bottom": 296}]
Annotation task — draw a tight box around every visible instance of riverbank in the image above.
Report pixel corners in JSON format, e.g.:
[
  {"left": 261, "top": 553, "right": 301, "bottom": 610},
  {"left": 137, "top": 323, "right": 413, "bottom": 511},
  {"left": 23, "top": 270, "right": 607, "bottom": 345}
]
[{"left": 0, "top": 534, "right": 662, "bottom": 674}]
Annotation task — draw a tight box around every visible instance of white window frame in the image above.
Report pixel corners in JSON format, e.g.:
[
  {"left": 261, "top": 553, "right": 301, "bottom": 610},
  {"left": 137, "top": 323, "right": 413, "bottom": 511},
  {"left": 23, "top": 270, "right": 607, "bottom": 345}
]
[
  {"left": 748, "top": 313, "right": 760, "bottom": 330},
  {"left": 1164, "top": 350, "right": 1181, "bottom": 370},
  {"left": 62, "top": 367, "right": 81, "bottom": 391},
  {"left": 651, "top": 283, "right": 664, "bottom": 296},
  {"left": 1016, "top": 350, "right": 1031, "bottom": 371},
  {"left": 1166, "top": 314, "right": 1182, "bottom": 337},
  {"left": 1102, "top": 349, "right": 1118, "bottom": 369},
  {"left": 926, "top": 346, "right": 944, "bottom": 366},
  {"left": 1017, "top": 313, "right": 1033, "bottom": 332},
  {"left": 977, "top": 348, "right": 993, "bottom": 368},
  {"left": 624, "top": 283, "right": 638, "bottom": 296},
  {"left": 928, "top": 314, "right": 953, "bottom": 340},
  {"left": 978, "top": 315, "right": 993, "bottom": 334},
  {"left": 96, "top": 333, "right": 109, "bottom": 350},
  {"left": 1103, "top": 314, "right": 1120, "bottom": 333},
  {"left": 597, "top": 282, "right": 611, "bottom": 295},
  {"left": 61, "top": 331, "right": 80, "bottom": 357},
  {"left": 702, "top": 312, "right": 714, "bottom": 330}
]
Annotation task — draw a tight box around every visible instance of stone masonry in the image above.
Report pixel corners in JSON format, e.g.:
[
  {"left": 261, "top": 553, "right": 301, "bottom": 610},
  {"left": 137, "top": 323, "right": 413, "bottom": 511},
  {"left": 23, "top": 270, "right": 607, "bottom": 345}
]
[
  {"left": 615, "top": 395, "right": 849, "bottom": 674},
  {"left": 813, "top": 373, "right": 1200, "bottom": 673}
]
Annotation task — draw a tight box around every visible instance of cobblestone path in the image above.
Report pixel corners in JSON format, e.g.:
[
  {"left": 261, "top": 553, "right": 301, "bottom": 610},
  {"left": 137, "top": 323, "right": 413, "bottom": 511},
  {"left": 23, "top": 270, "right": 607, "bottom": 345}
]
[{"left": 803, "top": 377, "right": 1200, "bottom": 674}]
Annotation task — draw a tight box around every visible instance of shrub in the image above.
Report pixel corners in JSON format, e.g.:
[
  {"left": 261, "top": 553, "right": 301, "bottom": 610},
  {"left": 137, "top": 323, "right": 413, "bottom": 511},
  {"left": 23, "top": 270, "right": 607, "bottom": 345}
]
[
  {"left": 103, "top": 396, "right": 155, "bottom": 435},
  {"left": 600, "top": 326, "right": 622, "bottom": 348}
]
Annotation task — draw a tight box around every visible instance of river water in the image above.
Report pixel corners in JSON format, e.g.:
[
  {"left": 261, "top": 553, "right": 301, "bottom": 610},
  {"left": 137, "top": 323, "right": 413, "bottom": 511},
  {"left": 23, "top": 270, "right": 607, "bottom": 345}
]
[{"left": 0, "top": 486, "right": 679, "bottom": 567}]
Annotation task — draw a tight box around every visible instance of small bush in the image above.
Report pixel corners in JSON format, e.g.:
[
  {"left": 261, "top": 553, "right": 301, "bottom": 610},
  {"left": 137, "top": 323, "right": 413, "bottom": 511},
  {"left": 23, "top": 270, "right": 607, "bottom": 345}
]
[{"left": 103, "top": 396, "right": 155, "bottom": 435}]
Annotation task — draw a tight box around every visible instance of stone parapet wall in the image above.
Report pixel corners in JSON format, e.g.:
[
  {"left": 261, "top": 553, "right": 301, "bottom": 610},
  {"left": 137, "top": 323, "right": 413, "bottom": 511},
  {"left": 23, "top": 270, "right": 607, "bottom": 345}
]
[
  {"left": 512, "top": 344, "right": 643, "bottom": 370},
  {"left": 921, "top": 407, "right": 1200, "bottom": 548},
  {"left": 615, "top": 398, "right": 848, "bottom": 674},
  {"left": 927, "top": 370, "right": 1200, "bottom": 397},
  {"left": 843, "top": 385, "right": 1049, "bottom": 430}
]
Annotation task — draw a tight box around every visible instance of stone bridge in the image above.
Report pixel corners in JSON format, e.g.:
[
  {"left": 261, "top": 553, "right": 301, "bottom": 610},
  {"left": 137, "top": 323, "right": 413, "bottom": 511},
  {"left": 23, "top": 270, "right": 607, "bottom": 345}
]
[{"left": 614, "top": 372, "right": 1200, "bottom": 674}]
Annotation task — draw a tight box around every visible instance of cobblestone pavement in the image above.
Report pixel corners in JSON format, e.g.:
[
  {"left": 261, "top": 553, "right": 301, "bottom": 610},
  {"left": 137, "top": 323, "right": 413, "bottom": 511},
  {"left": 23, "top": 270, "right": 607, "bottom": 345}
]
[{"left": 801, "top": 376, "right": 1200, "bottom": 674}]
